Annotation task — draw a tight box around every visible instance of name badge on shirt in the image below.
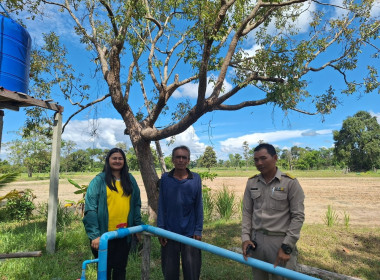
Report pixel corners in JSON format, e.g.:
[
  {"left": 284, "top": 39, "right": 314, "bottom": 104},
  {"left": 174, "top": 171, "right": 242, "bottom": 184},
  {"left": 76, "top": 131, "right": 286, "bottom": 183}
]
[{"left": 274, "top": 186, "right": 285, "bottom": 191}]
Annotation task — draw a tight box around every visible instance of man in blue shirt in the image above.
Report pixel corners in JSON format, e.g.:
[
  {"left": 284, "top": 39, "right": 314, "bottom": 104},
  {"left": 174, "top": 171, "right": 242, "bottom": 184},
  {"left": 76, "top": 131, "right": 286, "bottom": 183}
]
[{"left": 157, "top": 145, "right": 203, "bottom": 280}]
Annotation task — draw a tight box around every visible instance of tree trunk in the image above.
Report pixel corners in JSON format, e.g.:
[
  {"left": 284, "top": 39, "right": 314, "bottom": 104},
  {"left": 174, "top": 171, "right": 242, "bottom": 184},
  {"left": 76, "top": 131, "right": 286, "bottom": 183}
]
[
  {"left": 154, "top": 140, "right": 167, "bottom": 174},
  {"left": 132, "top": 138, "right": 160, "bottom": 221}
]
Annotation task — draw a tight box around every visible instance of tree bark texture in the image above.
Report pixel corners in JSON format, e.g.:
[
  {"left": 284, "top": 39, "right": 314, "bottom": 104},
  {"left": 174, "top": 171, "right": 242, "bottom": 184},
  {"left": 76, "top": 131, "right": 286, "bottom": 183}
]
[{"left": 132, "top": 137, "right": 159, "bottom": 219}]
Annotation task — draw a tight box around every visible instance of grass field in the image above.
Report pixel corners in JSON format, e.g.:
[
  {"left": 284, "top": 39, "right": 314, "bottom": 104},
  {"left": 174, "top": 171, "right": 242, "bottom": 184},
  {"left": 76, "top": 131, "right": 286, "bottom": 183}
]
[
  {"left": 1, "top": 216, "right": 379, "bottom": 280},
  {"left": 1, "top": 170, "right": 380, "bottom": 279},
  {"left": 12, "top": 168, "right": 380, "bottom": 180}
]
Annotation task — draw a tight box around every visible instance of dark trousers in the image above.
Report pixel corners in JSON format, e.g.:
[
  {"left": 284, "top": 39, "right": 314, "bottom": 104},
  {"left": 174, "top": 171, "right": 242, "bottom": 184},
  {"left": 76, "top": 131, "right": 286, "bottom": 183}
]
[
  {"left": 91, "top": 237, "right": 131, "bottom": 280},
  {"left": 161, "top": 239, "right": 202, "bottom": 280}
]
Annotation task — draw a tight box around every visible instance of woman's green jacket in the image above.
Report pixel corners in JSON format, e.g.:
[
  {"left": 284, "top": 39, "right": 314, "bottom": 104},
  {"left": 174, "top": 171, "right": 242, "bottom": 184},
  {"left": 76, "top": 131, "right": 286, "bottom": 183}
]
[{"left": 83, "top": 172, "right": 142, "bottom": 241}]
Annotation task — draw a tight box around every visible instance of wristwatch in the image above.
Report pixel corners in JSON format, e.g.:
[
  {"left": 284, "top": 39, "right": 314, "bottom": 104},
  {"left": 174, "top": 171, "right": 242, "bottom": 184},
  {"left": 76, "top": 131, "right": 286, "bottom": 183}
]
[{"left": 281, "top": 244, "right": 292, "bottom": 255}]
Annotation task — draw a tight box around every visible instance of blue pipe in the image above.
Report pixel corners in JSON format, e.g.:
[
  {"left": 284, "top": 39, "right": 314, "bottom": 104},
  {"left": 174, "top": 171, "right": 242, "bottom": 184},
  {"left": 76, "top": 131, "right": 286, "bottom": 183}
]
[
  {"left": 98, "top": 225, "right": 145, "bottom": 279},
  {"left": 96, "top": 225, "right": 319, "bottom": 280},
  {"left": 80, "top": 258, "right": 98, "bottom": 280},
  {"left": 143, "top": 225, "right": 319, "bottom": 280}
]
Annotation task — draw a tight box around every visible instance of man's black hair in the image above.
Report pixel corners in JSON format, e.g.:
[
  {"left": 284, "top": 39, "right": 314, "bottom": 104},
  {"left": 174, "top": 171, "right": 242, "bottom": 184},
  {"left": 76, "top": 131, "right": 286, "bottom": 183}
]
[
  {"left": 254, "top": 143, "right": 277, "bottom": 156},
  {"left": 172, "top": 145, "right": 191, "bottom": 159}
]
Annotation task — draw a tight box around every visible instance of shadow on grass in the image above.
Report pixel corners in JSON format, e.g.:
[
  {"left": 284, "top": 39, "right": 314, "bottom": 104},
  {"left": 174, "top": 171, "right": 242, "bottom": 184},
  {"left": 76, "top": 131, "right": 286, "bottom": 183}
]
[
  {"left": 201, "top": 220, "right": 253, "bottom": 280},
  {"left": 299, "top": 224, "right": 380, "bottom": 280}
]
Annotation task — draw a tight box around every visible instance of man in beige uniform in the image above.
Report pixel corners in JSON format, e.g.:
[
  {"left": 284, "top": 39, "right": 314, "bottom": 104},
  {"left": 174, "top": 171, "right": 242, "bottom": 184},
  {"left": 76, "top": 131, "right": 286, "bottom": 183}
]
[{"left": 242, "top": 143, "right": 305, "bottom": 280}]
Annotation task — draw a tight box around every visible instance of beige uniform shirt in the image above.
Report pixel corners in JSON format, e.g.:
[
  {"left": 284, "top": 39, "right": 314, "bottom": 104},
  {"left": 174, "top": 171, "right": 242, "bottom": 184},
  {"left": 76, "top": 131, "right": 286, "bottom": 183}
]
[{"left": 241, "top": 168, "right": 305, "bottom": 248}]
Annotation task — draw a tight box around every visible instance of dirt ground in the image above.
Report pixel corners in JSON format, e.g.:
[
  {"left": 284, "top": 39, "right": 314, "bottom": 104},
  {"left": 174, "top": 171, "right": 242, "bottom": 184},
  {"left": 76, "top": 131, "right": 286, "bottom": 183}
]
[{"left": 1, "top": 176, "right": 380, "bottom": 226}]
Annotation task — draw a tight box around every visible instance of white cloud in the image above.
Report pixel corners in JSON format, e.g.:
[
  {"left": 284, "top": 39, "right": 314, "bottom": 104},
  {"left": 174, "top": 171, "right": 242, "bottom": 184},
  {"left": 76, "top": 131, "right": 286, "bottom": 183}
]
[
  {"left": 371, "top": 1, "right": 380, "bottom": 17},
  {"left": 173, "top": 77, "right": 233, "bottom": 99},
  {"left": 161, "top": 126, "right": 207, "bottom": 159},
  {"left": 21, "top": 4, "right": 82, "bottom": 46},
  {"left": 330, "top": 0, "right": 346, "bottom": 18},
  {"left": 245, "top": 44, "right": 262, "bottom": 57},
  {"left": 369, "top": 111, "right": 380, "bottom": 124},
  {"left": 63, "top": 118, "right": 131, "bottom": 150},
  {"left": 63, "top": 119, "right": 206, "bottom": 159},
  {"left": 331, "top": 0, "right": 379, "bottom": 18},
  {"left": 246, "top": 1, "right": 317, "bottom": 46},
  {"left": 291, "top": 1, "right": 317, "bottom": 33},
  {"left": 219, "top": 129, "right": 333, "bottom": 155}
]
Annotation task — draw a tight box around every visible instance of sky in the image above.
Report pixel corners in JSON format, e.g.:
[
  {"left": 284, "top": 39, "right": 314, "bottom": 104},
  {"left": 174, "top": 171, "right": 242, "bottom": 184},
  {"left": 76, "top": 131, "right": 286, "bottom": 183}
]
[{"left": 1, "top": 1, "right": 380, "bottom": 161}]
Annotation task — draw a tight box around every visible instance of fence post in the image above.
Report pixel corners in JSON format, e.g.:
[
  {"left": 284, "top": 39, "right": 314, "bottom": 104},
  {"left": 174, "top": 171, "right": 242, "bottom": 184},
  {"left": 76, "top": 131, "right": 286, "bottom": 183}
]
[{"left": 141, "top": 232, "right": 152, "bottom": 280}]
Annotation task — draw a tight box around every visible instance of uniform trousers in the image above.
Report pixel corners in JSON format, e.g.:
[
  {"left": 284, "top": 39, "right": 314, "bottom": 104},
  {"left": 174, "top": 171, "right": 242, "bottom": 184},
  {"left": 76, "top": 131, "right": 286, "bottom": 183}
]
[
  {"left": 91, "top": 236, "right": 131, "bottom": 280},
  {"left": 249, "top": 231, "right": 298, "bottom": 280},
  {"left": 161, "top": 239, "right": 202, "bottom": 280}
]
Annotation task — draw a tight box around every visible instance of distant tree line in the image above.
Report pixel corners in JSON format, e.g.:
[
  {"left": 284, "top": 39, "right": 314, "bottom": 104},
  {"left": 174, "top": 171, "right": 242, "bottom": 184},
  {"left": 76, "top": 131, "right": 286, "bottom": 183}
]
[
  {"left": 1, "top": 111, "right": 379, "bottom": 176},
  {"left": 196, "top": 145, "right": 338, "bottom": 171},
  {"left": 196, "top": 111, "right": 380, "bottom": 172},
  {"left": 1, "top": 139, "right": 163, "bottom": 177}
]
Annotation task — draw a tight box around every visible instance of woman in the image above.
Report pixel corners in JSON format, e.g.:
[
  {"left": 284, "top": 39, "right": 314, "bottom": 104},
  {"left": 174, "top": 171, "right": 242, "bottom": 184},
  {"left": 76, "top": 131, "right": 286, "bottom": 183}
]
[{"left": 83, "top": 148, "right": 142, "bottom": 280}]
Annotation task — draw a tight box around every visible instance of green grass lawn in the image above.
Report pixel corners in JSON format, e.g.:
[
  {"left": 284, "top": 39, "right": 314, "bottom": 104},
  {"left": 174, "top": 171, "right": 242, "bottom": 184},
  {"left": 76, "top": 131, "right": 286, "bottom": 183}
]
[
  {"left": 13, "top": 168, "right": 380, "bottom": 182},
  {"left": 1, "top": 171, "right": 379, "bottom": 279},
  {"left": 192, "top": 167, "right": 380, "bottom": 178},
  {"left": 1, "top": 214, "right": 379, "bottom": 280}
]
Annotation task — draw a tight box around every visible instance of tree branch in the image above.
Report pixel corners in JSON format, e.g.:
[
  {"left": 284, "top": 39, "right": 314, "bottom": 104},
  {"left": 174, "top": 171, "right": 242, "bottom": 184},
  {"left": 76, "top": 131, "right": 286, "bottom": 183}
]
[
  {"left": 215, "top": 98, "right": 269, "bottom": 111},
  {"left": 99, "top": 0, "right": 119, "bottom": 36},
  {"left": 311, "top": 0, "right": 350, "bottom": 10},
  {"left": 62, "top": 94, "right": 111, "bottom": 133}
]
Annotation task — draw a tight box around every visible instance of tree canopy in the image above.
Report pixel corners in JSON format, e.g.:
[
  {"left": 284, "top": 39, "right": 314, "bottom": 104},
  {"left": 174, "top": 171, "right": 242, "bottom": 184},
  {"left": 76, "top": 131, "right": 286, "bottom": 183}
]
[
  {"left": 333, "top": 111, "right": 380, "bottom": 171},
  {"left": 198, "top": 146, "right": 217, "bottom": 170},
  {"left": 4, "top": 0, "right": 380, "bottom": 214}
]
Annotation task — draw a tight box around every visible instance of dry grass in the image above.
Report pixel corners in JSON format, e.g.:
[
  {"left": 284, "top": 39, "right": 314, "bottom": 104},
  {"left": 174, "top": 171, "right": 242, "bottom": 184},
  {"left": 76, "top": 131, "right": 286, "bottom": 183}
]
[
  {"left": 1, "top": 172, "right": 380, "bottom": 279},
  {"left": 298, "top": 224, "right": 380, "bottom": 280}
]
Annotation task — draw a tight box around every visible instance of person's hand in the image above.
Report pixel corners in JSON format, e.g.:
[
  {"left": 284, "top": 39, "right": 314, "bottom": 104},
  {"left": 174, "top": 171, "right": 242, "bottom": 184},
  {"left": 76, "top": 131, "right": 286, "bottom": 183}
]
[
  {"left": 193, "top": 235, "right": 202, "bottom": 241},
  {"left": 158, "top": 237, "right": 167, "bottom": 246},
  {"left": 274, "top": 247, "right": 291, "bottom": 268},
  {"left": 91, "top": 237, "right": 100, "bottom": 250},
  {"left": 242, "top": 240, "right": 255, "bottom": 261}
]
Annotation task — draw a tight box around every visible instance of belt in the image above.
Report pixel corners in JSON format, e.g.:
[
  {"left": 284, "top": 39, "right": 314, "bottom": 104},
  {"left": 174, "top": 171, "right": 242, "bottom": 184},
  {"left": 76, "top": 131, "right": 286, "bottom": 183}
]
[{"left": 256, "top": 229, "right": 286, "bottom": 236}]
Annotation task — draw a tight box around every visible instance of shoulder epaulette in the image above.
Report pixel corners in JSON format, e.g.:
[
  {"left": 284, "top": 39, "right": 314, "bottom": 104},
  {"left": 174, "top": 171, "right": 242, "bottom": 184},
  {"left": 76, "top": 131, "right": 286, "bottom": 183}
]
[
  {"left": 283, "top": 173, "right": 296, "bottom": 179},
  {"left": 249, "top": 174, "right": 259, "bottom": 179}
]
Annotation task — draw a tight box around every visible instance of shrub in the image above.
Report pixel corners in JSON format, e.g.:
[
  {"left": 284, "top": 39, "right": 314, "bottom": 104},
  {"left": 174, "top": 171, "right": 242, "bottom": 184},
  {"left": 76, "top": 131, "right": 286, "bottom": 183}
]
[
  {"left": 343, "top": 210, "right": 350, "bottom": 228},
  {"left": 199, "top": 171, "right": 217, "bottom": 221},
  {"left": 215, "top": 185, "right": 235, "bottom": 220},
  {"left": 65, "top": 178, "right": 88, "bottom": 216},
  {"left": 5, "top": 189, "right": 36, "bottom": 221},
  {"left": 36, "top": 201, "right": 79, "bottom": 228},
  {"left": 324, "top": 205, "right": 339, "bottom": 227},
  {"left": 202, "top": 186, "right": 214, "bottom": 221}
]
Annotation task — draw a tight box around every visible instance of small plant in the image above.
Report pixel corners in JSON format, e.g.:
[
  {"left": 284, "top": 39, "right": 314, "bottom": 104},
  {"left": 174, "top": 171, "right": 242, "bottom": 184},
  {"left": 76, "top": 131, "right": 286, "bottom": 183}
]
[
  {"left": 198, "top": 171, "right": 218, "bottom": 181},
  {"left": 64, "top": 178, "right": 88, "bottom": 216},
  {"left": 5, "top": 189, "right": 36, "bottom": 221},
  {"left": 215, "top": 185, "right": 235, "bottom": 220},
  {"left": 202, "top": 186, "right": 214, "bottom": 221},
  {"left": 36, "top": 201, "right": 78, "bottom": 228},
  {"left": 199, "top": 171, "right": 217, "bottom": 221},
  {"left": 0, "top": 172, "right": 19, "bottom": 190},
  {"left": 141, "top": 210, "right": 150, "bottom": 224},
  {"left": 238, "top": 197, "right": 243, "bottom": 219},
  {"left": 343, "top": 210, "right": 350, "bottom": 228},
  {"left": 324, "top": 205, "right": 339, "bottom": 227}
]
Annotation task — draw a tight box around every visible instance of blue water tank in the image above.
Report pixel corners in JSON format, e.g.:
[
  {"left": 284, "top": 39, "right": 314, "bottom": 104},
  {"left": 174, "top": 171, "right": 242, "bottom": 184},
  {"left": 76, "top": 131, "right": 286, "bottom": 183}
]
[{"left": 0, "top": 14, "right": 32, "bottom": 94}]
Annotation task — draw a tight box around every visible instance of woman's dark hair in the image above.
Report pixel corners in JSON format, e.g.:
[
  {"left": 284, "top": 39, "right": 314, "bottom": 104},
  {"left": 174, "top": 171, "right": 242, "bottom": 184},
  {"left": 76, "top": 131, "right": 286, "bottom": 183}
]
[{"left": 103, "top": 148, "right": 132, "bottom": 196}]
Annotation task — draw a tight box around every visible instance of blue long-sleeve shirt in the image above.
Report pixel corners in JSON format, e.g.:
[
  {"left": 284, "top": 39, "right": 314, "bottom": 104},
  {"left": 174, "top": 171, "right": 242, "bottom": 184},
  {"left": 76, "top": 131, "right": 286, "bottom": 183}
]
[{"left": 157, "top": 169, "right": 203, "bottom": 237}]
